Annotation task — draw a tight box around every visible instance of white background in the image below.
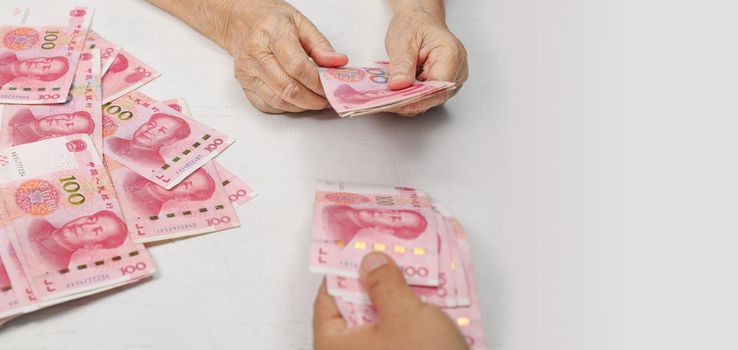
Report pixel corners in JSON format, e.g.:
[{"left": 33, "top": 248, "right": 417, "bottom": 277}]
[{"left": 2, "top": 0, "right": 738, "bottom": 349}]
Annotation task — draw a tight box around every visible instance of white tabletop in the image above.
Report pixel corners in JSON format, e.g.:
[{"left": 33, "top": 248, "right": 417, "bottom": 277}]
[{"left": 3, "top": 0, "right": 738, "bottom": 349}]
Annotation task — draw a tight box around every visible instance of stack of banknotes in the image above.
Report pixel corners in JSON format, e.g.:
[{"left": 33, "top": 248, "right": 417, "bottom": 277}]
[
  {"left": 0, "top": 6, "right": 258, "bottom": 325},
  {"left": 318, "top": 61, "right": 456, "bottom": 117},
  {"left": 309, "top": 181, "right": 487, "bottom": 350}
]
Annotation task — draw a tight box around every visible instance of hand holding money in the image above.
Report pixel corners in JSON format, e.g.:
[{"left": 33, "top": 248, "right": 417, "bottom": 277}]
[
  {"left": 319, "top": 62, "right": 456, "bottom": 117},
  {"left": 147, "top": 0, "right": 349, "bottom": 113},
  {"left": 313, "top": 252, "right": 469, "bottom": 350},
  {"left": 310, "top": 181, "right": 487, "bottom": 349},
  {"left": 384, "top": 0, "right": 469, "bottom": 116}
]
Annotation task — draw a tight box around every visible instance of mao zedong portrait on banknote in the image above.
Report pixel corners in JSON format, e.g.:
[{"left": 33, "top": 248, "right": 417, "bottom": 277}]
[
  {"left": 4, "top": 108, "right": 94, "bottom": 145},
  {"left": 322, "top": 205, "right": 428, "bottom": 243},
  {"left": 0, "top": 52, "right": 69, "bottom": 88},
  {"left": 26, "top": 210, "right": 129, "bottom": 271},
  {"left": 122, "top": 167, "right": 216, "bottom": 217},
  {"left": 106, "top": 112, "right": 192, "bottom": 168}
]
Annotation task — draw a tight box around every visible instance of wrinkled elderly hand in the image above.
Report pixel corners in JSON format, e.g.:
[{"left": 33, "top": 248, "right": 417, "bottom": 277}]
[
  {"left": 313, "top": 252, "right": 469, "bottom": 350},
  {"left": 225, "top": 0, "right": 348, "bottom": 113},
  {"left": 148, "top": 0, "right": 348, "bottom": 113},
  {"left": 385, "top": 1, "right": 468, "bottom": 116}
]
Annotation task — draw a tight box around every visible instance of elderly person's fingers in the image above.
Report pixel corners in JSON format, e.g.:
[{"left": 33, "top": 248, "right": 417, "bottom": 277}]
[
  {"left": 385, "top": 25, "right": 421, "bottom": 90},
  {"left": 236, "top": 62, "right": 306, "bottom": 113},
  {"left": 294, "top": 15, "right": 349, "bottom": 68},
  {"left": 257, "top": 50, "right": 328, "bottom": 110}
]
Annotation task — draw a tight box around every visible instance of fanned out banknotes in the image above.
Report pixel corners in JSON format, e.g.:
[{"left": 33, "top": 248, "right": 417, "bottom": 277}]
[
  {"left": 0, "top": 6, "right": 257, "bottom": 325},
  {"left": 319, "top": 61, "right": 456, "bottom": 117},
  {"left": 0, "top": 4, "right": 474, "bottom": 333},
  {"left": 310, "top": 180, "right": 487, "bottom": 350}
]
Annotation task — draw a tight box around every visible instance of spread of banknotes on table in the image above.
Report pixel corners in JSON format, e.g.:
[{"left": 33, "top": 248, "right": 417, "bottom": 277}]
[
  {"left": 0, "top": 6, "right": 257, "bottom": 326},
  {"left": 0, "top": 6, "right": 484, "bottom": 347}
]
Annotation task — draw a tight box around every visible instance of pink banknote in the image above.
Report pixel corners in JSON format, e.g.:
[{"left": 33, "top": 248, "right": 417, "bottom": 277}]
[
  {"left": 85, "top": 30, "right": 121, "bottom": 75},
  {"left": 106, "top": 157, "right": 240, "bottom": 243},
  {"left": 326, "top": 211, "right": 463, "bottom": 307},
  {"left": 0, "top": 48, "right": 102, "bottom": 154},
  {"left": 443, "top": 214, "right": 487, "bottom": 350},
  {"left": 440, "top": 207, "right": 471, "bottom": 306},
  {"left": 102, "top": 91, "right": 234, "bottom": 189},
  {"left": 0, "top": 252, "right": 9, "bottom": 298},
  {"left": 162, "top": 98, "right": 258, "bottom": 207},
  {"left": 212, "top": 160, "right": 258, "bottom": 206},
  {"left": 310, "top": 180, "right": 439, "bottom": 286},
  {"left": 0, "top": 135, "right": 156, "bottom": 301},
  {"left": 162, "top": 98, "right": 190, "bottom": 114},
  {"left": 0, "top": 229, "right": 20, "bottom": 319},
  {"left": 2, "top": 221, "right": 150, "bottom": 326},
  {"left": 333, "top": 215, "right": 486, "bottom": 349},
  {"left": 0, "top": 7, "right": 93, "bottom": 104},
  {"left": 101, "top": 48, "right": 160, "bottom": 103},
  {"left": 318, "top": 61, "right": 455, "bottom": 117},
  {"left": 0, "top": 227, "right": 38, "bottom": 319}
]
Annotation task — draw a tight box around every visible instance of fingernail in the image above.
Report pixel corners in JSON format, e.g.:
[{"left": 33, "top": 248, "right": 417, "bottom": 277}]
[{"left": 361, "top": 252, "right": 390, "bottom": 275}]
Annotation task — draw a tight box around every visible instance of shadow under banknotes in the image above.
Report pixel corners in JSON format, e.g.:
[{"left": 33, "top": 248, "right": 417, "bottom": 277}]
[{"left": 0, "top": 276, "right": 154, "bottom": 331}]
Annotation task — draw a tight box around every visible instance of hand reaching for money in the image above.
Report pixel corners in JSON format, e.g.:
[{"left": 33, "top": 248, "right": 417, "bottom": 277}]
[
  {"left": 313, "top": 252, "right": 469, "bottom": 350},
  {"left": 384, "top": 0, "right": 469, "bottom": 117},
  {"left": 147, "top": 0, "right": 348, "bottom": 114}
]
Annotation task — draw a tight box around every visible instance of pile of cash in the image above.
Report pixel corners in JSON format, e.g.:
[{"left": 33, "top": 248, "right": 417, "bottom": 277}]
[
  {"left": 309, "top": 180, "right": 487, "bottom": 350},
  {"left": 0, "top": 7, "right": 256, "bottom": 325},
  {"left": 0, "top": 5, "right": 482, "bottom": 337},
  {"left": 319, "top": 61, "right": 456, "bottom": 117}
]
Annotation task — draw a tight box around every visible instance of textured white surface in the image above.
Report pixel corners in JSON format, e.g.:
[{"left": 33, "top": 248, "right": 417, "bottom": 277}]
[{"left": 2, "top": 0, "right": 738, "bottom": 349}]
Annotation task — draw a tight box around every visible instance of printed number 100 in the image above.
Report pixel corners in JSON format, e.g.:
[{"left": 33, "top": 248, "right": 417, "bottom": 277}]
[
  {"left": 41, "top": 30, "right": 59, "bottom": 49},
  {"left": 120, "top": 262, "right": 148, "bottom": 275},
  {"left": 207, "top": 216, "right": 231, "bottom": 226}
]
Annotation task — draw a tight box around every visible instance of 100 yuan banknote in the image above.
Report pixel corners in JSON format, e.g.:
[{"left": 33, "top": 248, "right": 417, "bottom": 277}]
[
  {"left": 0, "top": 227, "right": 38, "bottom": 319},
  {"left": 0, "top": 135, "right": 155, "bottom": 301},
  {"left": 107, "top": 157, "right": 240, "bottom": 243},
  {"left": 85, "top": 30, "right": 121, "bottom": 75},
  {"left": 333, "top": 214, "right": 486, "bottom": 349},
  {"left": 0, "top": 48, "right": 102, "bottom": 154},
  {"left": 310, "top": 180, "right": 439, "bottom": 286},
  {"left": 0, "top": 7, "right": 93, "bottom": 104},
  {"left": 102, "top": 91, "right": 234, "bottom": 189},
  {"left": 0, "top": 229, "right": 21, "bottom": 319},
  {"left": 442, "top": 212, "right": 487, "bottom": 350},
  {"left": 212, "top": 160, "right": 258, "bottom": 206},
  {"left": 163, "top": 98, "right": 258, "bottom": 207},
  {"left": 319, "top": 61, "right": 455, "bottom": 117},
  {"left": 102, "top": 48, "right": 160, "bottom": 103},
  {"left": 326, "top": 210, "right": 463, "bottom": 307}
]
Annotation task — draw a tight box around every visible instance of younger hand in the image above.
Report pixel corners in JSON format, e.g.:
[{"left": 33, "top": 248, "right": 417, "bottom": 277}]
[{"left": 313, "top": 252, "right": 469, "bottom": 350}]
